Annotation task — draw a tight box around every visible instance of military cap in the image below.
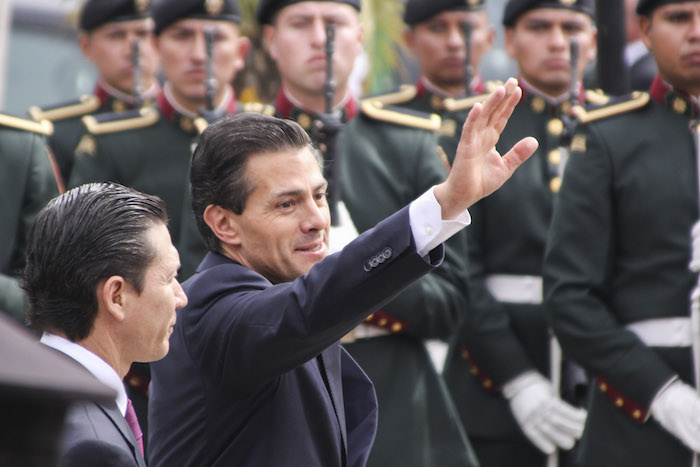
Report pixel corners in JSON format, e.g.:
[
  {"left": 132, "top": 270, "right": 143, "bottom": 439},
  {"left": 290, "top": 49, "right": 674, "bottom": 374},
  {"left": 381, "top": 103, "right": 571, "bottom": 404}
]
[
  {"left": 79, "top": 0, "right": 151, "bottom": 31},
  {"left": 637, "top": 0, "right": 696, "bottom": 15},
  {"left": 502, "top": 0, "right": 594, "bottom": 26},
  {"left": 256, "top": 0, "right": 361, "bottom": 25},
  {"left": 404, "top": 0, "right": 486, "bottom": 26},
  {"left": 153, "top": 0, "right": 241, "bottom": 35}
]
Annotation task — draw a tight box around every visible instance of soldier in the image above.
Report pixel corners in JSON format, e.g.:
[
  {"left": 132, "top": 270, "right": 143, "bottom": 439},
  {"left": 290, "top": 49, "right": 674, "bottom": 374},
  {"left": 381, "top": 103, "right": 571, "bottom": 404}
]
[
  {"left": 29, "top": 0, "right": 160, "bottom": 183},
  {"left": 544, "top": 1, "right": 700, "bottom": 466},
  {"left": 69, "top": 0, "right": 266, "bottom": 445},
  {"left": 442, "top": 1, "right": 598, "bottom": 466},
  {"left": 375, "top": 0, "right": 495, "bottom": 162},
  {"left": 256, "top": 1, "right": 478, "bottom": 465},
  {"left": 0, "top": 115, "right": 60, "bottom": 323}
]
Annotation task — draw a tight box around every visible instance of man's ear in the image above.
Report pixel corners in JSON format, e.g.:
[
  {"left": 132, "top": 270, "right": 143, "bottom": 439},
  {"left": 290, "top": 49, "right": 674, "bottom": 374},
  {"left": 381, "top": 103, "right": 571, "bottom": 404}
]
[
  {"left": 235, "top": 36, "right": 252, "bottom": 71},
  {"left": 639, "top": 15, "right": 652, "bottom": 52},
  {"left": 262, "top": 24, "right": 276, "bottom": 57},
  {"left": 78, "top": 33, "right": 92, "bottom": 61},
  {"left": 98, "top": 276, "right": 128, "bottom": 322},
  {"left": 204, "top": 205, "right": 242, "bottom": 246}
]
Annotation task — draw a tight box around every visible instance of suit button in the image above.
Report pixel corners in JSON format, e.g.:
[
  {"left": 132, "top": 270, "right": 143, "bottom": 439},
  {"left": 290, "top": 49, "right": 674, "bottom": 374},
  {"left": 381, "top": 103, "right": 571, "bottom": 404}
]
[
  {"left": 370, "top": 257, "right": 379, "bottom": 268},
  {"left": 364, "top": 262, "right": 372, "bottom": 272},
  {"left": 382, "top": 247, "right": 392, "bottom": 259}
]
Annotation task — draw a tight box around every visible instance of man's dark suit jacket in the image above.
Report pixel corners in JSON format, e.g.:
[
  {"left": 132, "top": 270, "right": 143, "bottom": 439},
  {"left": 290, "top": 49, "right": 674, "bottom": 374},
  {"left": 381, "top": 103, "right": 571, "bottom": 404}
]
[
  {"left": 148, "top": 207, "right": 443, "bottom": 467},
  {"left": 60, "top": 391, "right": 146, "bottom": 467}
]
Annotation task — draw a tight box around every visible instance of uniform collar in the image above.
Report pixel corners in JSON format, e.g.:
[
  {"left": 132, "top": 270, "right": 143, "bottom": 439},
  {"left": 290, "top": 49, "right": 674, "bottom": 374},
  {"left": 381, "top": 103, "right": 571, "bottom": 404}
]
[
  {"left": 415, "top": 75, "right": 486, "bottom": 109},
  {"left": 94, "top": 80, "right": 159, "bottom": 112},
  {"left": 158, "top": 83, "right": 238, "bottom": 134},
  {"left": 518, "top": 76, "right": 583, "bottom": 116},
  {"left": 649, "top": 74, "right": 700, "bottom": 117},
  {"left": 274, "top": 87, "right": 357, "bottom": 131}
]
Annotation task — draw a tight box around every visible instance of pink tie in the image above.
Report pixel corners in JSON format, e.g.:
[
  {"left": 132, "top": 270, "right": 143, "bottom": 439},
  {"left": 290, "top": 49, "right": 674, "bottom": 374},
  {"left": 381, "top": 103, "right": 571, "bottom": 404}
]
[{"left": 125, "top": 398, "right": 144, "bottom": 456}]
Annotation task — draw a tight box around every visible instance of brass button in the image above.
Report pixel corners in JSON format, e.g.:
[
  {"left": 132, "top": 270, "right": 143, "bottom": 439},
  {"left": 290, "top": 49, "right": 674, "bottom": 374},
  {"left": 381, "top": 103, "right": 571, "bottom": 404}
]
[
  {"left": 531, "top": 97, "right": 545, "bottom": 113},
  {"left": 615, "top": 397, "right": 624, "bottom": 408},
  {"left": 391, "top": 322, "right": 403, "bottom": 332},
  {"left": 378, "top": 318, "right": 388, "bottom": 327},
  {"left": 673, "top": 97, "right": 687, "bottom": 114},
  {"left": 460, "top": 348, "right": 470, "bottom": 359},
  {"left": 548, "top": 149, "right": 562, "bottom": 165},
  {"left": 549, "top": 176, "right": 562, "bottom": 193},
  {"left": 366, "top": 313, "right": 374, "bottom": 321},
  {"left": 430, "top": 94, "right": 444, "bottom": 110},
  {"left": 599, "top": 382, "right": 607, "bottom": 392},
  {"left": 112, "top": 100, "right": 126, "bottom": 112},
  {"left": 561, "top": 100, "right": 572, "bottom": 114},
  {"left": 180, "top": 118, "right": 194, "bottom": 132},
  {"left": 297, "top": 113, "right": 311, "bottom": 130},
  {"left": 483, "top": 379, "right": 493, "bottom": 389},
  {"left": 469, "top": 365, "right": 478, "bottom": 375},
  {"left": 632, "top": 409, "right": 642, "bottom": 420},
  {"left": 547, "top": 118, "right": 564, "bottom": 136}
]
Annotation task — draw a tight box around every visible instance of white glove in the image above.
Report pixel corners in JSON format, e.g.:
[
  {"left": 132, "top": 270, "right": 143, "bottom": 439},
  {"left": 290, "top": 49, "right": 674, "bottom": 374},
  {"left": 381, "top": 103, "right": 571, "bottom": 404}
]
[
  {"left": 328, "top": 201, "right": 360, "bottom": 254},
  {"left": 503, "top": 371, "right": 587, "bottom": 455},
  {"left": 650, "top": 379, "right": 700, "bottom": 453}
]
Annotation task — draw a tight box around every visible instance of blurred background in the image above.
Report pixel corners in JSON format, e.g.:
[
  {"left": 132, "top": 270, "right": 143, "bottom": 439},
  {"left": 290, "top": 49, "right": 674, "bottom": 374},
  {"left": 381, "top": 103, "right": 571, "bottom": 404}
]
[{"left": 1, "top": 0, "right": 515, "bottom": 115}]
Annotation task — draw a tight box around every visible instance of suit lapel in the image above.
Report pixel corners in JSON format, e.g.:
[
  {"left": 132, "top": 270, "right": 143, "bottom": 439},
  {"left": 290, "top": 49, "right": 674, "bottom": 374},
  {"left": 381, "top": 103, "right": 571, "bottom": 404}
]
[
  {"left": 97, "top": 402, "right": 147, "bottom": 467},
  {"left": 320, "top": 343, "right": 348, "bottom": 457}
]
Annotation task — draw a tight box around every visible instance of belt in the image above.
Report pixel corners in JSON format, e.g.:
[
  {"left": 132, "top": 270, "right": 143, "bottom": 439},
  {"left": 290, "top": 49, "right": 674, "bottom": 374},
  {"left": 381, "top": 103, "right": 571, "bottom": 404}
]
[
  {"left": 485, "top": 274, "right": 543, "bottom": 304},
  {"left": 341, "top": 323, "right": 391, "bottom": 343},
  {"left": 625, "top": 317, "right": 692, "bottom": 347}
]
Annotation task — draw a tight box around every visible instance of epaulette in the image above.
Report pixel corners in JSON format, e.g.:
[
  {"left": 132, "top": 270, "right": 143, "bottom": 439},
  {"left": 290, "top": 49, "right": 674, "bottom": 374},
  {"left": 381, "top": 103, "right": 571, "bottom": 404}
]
[
  {"left": 584, "top": 89, "right": 611, "bottom": 106},
  {"left": 572, "top": 91, "right": 650, "bottom": 124},
  {"left": 240, "top": 102, "right": 276, "bottom": 116},
  {"left": 0, "top": 113, "right": 53, "bottom": 135},
  {"left": 28, "top": 95, "right": 101, "bottom": 122},
  {"left": 359, "top": 100, "right": 441, "bottom": 131},
  {"left": 443, "top": 93, "right": 489, "bottom": 112},
  {"left": 82, "top": 107, "right": 159, "bottom": 135},
  {"left": 363, "top": 84, "right": 417, "bottom": 106}
]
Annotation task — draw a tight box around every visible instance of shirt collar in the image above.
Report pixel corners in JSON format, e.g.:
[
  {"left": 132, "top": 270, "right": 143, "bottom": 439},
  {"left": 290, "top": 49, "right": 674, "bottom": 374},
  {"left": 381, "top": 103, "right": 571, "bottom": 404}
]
[{"left": 40, "top": 332, "right": 127, "bottom": 416}]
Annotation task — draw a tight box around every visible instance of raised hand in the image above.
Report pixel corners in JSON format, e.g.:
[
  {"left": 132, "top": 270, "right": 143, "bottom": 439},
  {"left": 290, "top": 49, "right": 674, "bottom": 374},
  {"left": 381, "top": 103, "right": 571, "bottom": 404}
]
[{"left": 434, "top": 78, "right": 538, "bottom": 219}]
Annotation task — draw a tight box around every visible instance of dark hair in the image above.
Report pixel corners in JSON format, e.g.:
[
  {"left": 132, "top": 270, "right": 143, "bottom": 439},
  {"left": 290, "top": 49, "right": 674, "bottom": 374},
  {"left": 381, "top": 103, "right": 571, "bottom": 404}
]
[
  {"left": 22, "top": 183, "right": 168, "bottom": 341},
  {"left": 190, "top": 113, "right": 313, "bottom": 253}
]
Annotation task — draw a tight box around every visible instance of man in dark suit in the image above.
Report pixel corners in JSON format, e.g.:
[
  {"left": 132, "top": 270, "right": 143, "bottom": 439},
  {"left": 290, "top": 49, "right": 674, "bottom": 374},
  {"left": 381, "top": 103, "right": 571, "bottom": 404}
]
[
  {"left": 22, "top": 182, "right": 188, "bottom": 466},
  {"left": 147, "top": 81, "right": 537, "bottom": 467}
]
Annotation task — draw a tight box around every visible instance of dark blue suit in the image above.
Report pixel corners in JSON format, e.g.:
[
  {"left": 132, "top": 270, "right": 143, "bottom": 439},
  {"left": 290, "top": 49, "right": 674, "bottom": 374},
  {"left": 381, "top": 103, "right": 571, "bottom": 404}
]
[{"left": 148, "top": 207, "right": 443, "bottom": 467}]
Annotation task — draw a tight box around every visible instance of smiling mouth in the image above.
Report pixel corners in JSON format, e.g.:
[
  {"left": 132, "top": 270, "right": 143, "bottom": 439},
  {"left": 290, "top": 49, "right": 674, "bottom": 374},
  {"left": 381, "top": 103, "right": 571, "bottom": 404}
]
[{"left": 297, "top": 244, "right": 323, "bottom": 252}]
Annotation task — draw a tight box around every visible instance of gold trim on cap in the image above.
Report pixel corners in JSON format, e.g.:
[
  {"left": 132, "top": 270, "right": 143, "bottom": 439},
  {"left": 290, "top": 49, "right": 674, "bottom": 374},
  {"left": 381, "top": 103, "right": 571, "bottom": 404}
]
[{"left": 205, "top": 0, "right": 224, "bottom": 15}]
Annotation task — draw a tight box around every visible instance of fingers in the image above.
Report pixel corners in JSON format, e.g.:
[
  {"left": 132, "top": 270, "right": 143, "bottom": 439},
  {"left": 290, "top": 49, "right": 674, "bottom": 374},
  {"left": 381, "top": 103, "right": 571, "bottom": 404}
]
[
  {"left": 523, "top": 422, "right": 556, "bottom": 455},
  {"left": 501, "top": 137, "right": 539, "bottom": 175}
]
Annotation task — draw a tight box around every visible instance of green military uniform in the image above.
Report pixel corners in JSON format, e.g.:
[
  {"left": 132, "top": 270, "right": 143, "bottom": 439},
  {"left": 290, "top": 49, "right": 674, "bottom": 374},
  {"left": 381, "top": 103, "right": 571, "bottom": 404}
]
[
  {"left": 29, "top": 84, "right": 157, "bottom": 184},
  {"left": 0, "top": 115, "right": 59, "bottom": 323},
  {"left": 28, "top": 0, "right": 156, "bottom": 184},
  {"left": 339, "top": 101, "right": 477, "bottom": 467},
  {"left": 442, "top": 81, "right": 605, "bottom": 466},
  {"left": 369, "top": 81, "right": 491, "bottom": 165},
  {"left": 544, "top": 75, "right": 699, "bottom": 466}
]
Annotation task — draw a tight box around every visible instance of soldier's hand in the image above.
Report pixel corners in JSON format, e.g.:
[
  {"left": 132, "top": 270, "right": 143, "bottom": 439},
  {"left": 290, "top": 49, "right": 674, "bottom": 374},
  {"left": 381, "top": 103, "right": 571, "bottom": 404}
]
[
  {"left": 503, "top": 371, "right": 587, "bottom": 454},
  {"left": 650, "top": 379, "right": 700, "bottom": 453},
  {"left": 433, "top": 78, "right": 538, "bottom": 219}
]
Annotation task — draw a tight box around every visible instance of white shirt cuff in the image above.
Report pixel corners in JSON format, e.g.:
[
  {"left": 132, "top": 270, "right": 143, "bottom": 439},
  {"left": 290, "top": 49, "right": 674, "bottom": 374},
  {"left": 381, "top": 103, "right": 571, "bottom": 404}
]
[{"left": 409, "top": 186, "right": 471, "bottom": 258}]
